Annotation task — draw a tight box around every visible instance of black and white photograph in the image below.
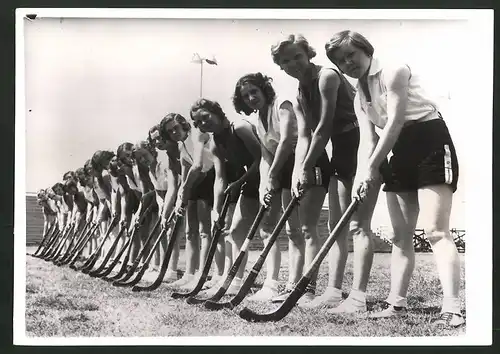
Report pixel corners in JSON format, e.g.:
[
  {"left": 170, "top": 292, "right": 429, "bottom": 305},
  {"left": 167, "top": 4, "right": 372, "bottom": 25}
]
[{"left": 15, "top": 8, "right": 493, "bottom": 345}]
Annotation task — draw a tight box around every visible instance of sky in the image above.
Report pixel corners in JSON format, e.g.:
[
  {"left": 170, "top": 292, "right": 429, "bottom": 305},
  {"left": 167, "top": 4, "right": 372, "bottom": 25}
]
[{"left": 23, "top": 16, "right": 473, "bottom": 229}]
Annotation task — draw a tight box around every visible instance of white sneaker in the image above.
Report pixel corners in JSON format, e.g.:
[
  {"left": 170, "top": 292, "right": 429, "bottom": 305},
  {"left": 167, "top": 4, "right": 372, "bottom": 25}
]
[
  {"left": 163, "top": 270, "right": 178, "bottom": 283},
  {"left": 299, "top": 288, "right": 342, "bottom": 309},
  {"left": 327, "top": 297, "right": 367, "bottom": 314},
  {"left": 179, "top": 273, "right": 202, "bottom": 291},
  {"left": 226, "top": 277, "right": 243, "bottom": 296},
  {"left": 432, "top": 312, "right": 465, "bottom": 328},
  {"left": 369, "top": 303, "right": 408, "bottom": 319},
  {"left": 168, "top": 273, "right": 194, "bottom": 288},
  {"left": 202, "top": 275, "right": 222, "bottom": 290},
  {"left": 297, "top": 289, "right": 316, "bottom": 307},
  {"left": 247, "top": 280, "right": 279, "bottom": 302}
]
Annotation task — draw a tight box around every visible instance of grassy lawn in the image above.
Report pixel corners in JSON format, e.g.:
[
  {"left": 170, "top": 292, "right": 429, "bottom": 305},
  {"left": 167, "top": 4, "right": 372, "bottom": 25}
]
[{"left": 25, "top": 246, "right": 466, "bottom": 337}]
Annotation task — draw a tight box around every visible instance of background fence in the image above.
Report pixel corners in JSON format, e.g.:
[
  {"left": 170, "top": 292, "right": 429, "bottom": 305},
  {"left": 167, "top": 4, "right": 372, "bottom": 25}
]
[{"left": 25, "top": 194, "right": 465, "bottom": 253}]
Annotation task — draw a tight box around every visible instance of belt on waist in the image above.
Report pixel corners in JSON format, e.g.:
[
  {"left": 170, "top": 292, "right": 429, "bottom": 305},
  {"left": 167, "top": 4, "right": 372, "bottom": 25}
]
[{"left": 403, "top": 111, "right": 442, "bottom": 128}]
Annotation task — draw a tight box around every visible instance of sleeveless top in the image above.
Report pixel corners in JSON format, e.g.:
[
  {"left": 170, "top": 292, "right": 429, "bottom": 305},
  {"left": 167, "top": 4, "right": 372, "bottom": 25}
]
[
  {"left": 213, "top": 120, "right": 256, "bottom": 171},
  {"left": 93, "top": 171, "right": 111, "bottom": 200},
  {"left": 126, "top": 164, "right": 143, "bottom": 193},
  {"left": 57, "top": 194, "right": 73, "bottom": 214},
  {"left": 179, "top": 131, "right": 214, "bottom": 173},
  {"left": 355, "top": 57, "right": 440, "bottom": 129},
  {"left": 297, "top": 66, "right": 357, "bottom": 136},
  {"left": 73, "top": 191, "right": 88, "bottom": 213},
  {"left": 149, "top": 150, "right": 170, "bottom": 192},
  {"left": 255, "top": 95, "right": 298, "bottom": 157},
  {"left": 42, "top": 200, "right": 57, "bottom": 216}
]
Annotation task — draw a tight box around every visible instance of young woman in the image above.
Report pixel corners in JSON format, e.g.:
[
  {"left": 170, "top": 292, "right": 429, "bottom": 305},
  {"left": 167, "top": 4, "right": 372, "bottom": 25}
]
[
  {"left": 232, "top": 73, "right": 305, "bottom": 301},
  {"left": 36, "top": 188, "right": 59, "bottom": 247},
  {"left": 62, "top": 175, "right": 89, "bottom": 252},
  {"left": 116, "top": 142, "right": 157, "bottom": 269},
  {"left": 92, "top": 150, "right": 136, "bottom": 265},
  {"left": 159, "top": 113, "right": 223, "bottom": 290},
  {"left": 132, "top": 137, "right": 179, "bottom": 280},
  {"left": 50, "top": 181, "right": 74, "bottom": 238},
  {"left": 75, "top": 165, "right": 100, "bottom": 257},
  {"left": 147, "top": 124, "right": 181, "bottom": 282},
  {"left": 84, "top": 156, "right": 112, "bottom": 259},
  {"left": 325, "top": 30, "right": 463, "bottom": 328},
  {"left": 189, "top": 99, "right": 265, "bottom": 298}
]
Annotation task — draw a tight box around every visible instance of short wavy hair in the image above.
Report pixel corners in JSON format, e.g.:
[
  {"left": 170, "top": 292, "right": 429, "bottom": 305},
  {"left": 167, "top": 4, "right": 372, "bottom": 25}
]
[
  {"left": 37, "top": 188, "right": 47, "bottom": 201},
  {"left": 63, "top": 171, "right": 76, "bottom": 181},
  {"left": 190, "top": 98, "right": 227, "bottom": 128},
  {"left": 159, "top": 113, "right": 191, "bottom": 142},
  {"left": 232, "top": 73, "right": 276, "bottom": 116},
  {"left": 271, "top": 33, "right": 316, "bottom": 65},
  {"left": 83, "top": 159, "right": 94, "bottom": 176},
  {"left": 133, "top": 139, "right": 157, "bottom": 160},
  {"left": 91, "top": 150, "right": 115, "bottom": 172},
  {"left": 325, "top": 30, "right": 374, "bottom": 64},
  {"left": 116, "top": 142, "right": 134, "bottom": 166},
  {"left": 75, "top": 167, "right": 87, "bottom": 183},
  {"left": 52, "top": 182, "right": 64, "bottom": 194}
]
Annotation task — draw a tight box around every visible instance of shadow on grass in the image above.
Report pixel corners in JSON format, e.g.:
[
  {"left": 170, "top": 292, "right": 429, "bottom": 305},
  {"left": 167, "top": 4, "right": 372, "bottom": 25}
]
[{"left": 61, "top": 313, "right": 91, "bottom": 323}]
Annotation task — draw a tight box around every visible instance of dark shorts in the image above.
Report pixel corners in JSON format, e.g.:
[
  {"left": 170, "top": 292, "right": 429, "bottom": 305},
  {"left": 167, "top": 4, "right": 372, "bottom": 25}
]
[
  {"left": 226, "top": 162, "right": 259, "bottom": 203},
  {"left": 189, "top": 168, "right": 215, "bottom": 204},
  {"left": 383, "top": 118, "right": 459, "bottom": 193},
  {"left": 330, "top": 127, "right": 360, "bottom": 181},
  {"left": 277, "top": 153, "right": 295, "bottom": 190}
]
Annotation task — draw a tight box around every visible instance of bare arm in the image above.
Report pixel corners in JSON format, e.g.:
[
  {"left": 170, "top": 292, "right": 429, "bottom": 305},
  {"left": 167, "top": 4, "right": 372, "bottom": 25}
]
[
  {"left": 161, "top": 163, "right": 180, "bottom": 223},
  {"left": 210, "top": 141, "right": 227, "bottom": 216},
  {"left": 231, "top": 120, "right": 262, "bottom": 186},
  {"left": 366, "top": 65, "right": 409, "bottom": 173},
  {"left": 178, "top": 133, "right": 206, "bottom": 203},
  {"left": 267, "top": 100, "right": 297, "bottom": 180},
  {"left": 302, "top": 70, "right": 341, "bottom": 171}
]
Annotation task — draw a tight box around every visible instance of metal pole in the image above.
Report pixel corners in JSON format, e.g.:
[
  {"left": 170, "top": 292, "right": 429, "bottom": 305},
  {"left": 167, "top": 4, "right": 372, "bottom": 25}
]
[{"left": 200, "top": 61, "right": 204, "bottom": 97}]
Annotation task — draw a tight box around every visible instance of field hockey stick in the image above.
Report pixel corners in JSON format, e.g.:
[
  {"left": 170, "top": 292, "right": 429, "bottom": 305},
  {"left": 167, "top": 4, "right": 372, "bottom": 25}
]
[
  {"left": 65, "top": 221, "right": 98, "bottom": 266},
  {"left": 44, "top": 223, "right": 74, "bottom": 261},
  {"left": 101, "top": 204, "right": 154, "bottom": 281},
  {"left": 30, "top": 222, "right": 57, "bottom": 257},
  {"left": 87, "top": 222, "right": 127, "bottom": 277},
  {"left": 204, "top": 194, "right": 300, "bottom": 311},
  {"left": 117, "top": 210, "right": 177, "bottom": 288},
  {"left": 132, "top": 211, "right": 184, "bottom": 292},
  {"left": 50, "top": 223, "right": 79, "bottom": 262},
  {"left": 31, "top": 222, "right": 57, "bottom": 257},
  {"left": 239, "top": 197, "right": 360, "bottom": 322},
  {"left": 68, "top": 222, "right": 100, "bottom": 269},
  {"left": 55, "top": 221, "right": 90, "bottom": 265},
  {"left": 40, "top": 223, "right": 68, "bottom": 259},
  {"left": 171, "top": 193, "right": 232, "bottom": 300},
  {"left": 112, "top": 216, "right": 162, "bottom": 285},
  {"left": 55, "top": 218, "right": 89, "bottom": 263},
  {"left": 188, "top": 201, "right": 270, "bottom": 305},
  {"left": 79, "top": 215, "right": 120, "bottom": 273}
]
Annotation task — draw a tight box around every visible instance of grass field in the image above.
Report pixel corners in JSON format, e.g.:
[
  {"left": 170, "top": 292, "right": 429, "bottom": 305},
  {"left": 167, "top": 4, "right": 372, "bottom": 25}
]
[{"left": 25, "top": 246, "right": 466, "bottom": 337}]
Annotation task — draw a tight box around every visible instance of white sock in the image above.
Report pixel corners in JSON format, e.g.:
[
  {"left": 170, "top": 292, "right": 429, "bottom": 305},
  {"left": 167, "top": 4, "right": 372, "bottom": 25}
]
[
  {"left": 323, "top": 286, "right": 343, "bottom": 299},
  {"left": 263, "top": 278, "right": 279, "bottom": 291},
  {"left": 348, "top": 289, "right": 366, "bottom": 303},
  {"left": 441, "top": 297, "right": 461, "bottom": 315},
  {"left": 386, "top": 294, "right": 407, "bottom": 308}
]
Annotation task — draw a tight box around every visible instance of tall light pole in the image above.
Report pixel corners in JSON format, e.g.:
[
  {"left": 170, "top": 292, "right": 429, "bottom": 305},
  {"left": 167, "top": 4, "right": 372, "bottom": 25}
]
[{"left": 191, "top": 53, "right": 218, "bottom": 97}]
